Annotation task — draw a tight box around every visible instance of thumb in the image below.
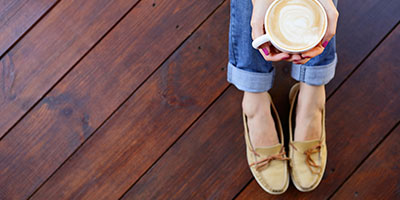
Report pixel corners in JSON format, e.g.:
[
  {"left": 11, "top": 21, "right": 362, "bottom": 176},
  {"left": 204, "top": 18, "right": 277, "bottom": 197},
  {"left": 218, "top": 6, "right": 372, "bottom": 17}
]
[
  {"left": 250, "top": 0, "right": 268, "bottom": 42},
  {"left": 250, "top": 18, "right": 265, "bottom": 42}
]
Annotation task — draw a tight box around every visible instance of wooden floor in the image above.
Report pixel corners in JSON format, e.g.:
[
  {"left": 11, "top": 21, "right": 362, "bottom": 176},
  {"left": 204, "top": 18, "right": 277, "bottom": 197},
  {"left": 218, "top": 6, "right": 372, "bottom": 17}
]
[{"left": 0, "top": 0, "right": 399, "bottom": 199}]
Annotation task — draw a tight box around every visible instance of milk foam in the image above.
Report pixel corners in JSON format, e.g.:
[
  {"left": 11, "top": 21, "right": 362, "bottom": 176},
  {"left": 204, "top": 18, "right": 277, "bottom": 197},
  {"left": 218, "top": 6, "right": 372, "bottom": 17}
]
[{"left": 267, "top": 0, "right": 325, "bottom": 51}]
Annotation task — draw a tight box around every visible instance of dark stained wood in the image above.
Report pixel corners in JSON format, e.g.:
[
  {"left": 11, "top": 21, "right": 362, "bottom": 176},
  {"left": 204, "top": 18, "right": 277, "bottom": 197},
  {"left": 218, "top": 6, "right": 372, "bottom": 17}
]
[
  {"left": 236, "top": 25, "right": 400, "bottom": 199},
  {"left": 331, "top": 125, "right": 400, "bottom": 199},
  {"left": 326, "top": 0, "right": 400, "bottom": 96},
  {"left": 0, "top": 0, "right": 140, "bottom": 138},
  {"left": 0, "top": 0, "right": 224, "bottom": 199},
  {"left": 0, "top": 0, "right": 398, "bottom": 198},
  {"left": 31, "top": 2, "right": 229, "bottom": 199},
  {"left": 122, "top": 86, "right": 247, "bottom": 199},
  {"left": 0, "top": 0, "right": 58, "bottom": 56},
  {"left": 236, "top": 180, "right": 270, "bottom": 199}
]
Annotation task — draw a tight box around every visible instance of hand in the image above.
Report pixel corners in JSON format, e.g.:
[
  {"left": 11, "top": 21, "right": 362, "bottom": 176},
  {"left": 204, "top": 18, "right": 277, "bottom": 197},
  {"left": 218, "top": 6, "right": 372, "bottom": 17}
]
[
  {"left": 251, "top": 0, "right": 290, "bottom": 61},
  {"left": 292, "top": 0, "right": 339, "bottom": 64}
]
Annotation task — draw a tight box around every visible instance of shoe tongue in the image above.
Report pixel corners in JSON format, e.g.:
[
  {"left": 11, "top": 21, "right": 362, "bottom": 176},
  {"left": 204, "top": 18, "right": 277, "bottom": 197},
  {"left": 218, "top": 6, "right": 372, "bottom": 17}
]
[
  {"left": 254, "top": 143, "right": 282, "bottom": 156},
  {"left": 291, "top": 139, "right": 321, "bottom": 151}
]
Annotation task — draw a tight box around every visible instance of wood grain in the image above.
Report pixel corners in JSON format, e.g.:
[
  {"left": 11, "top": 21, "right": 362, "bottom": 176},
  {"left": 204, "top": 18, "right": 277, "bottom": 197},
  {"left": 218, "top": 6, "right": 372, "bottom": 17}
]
[
  {"left": 31, "top": 2, "right": 229, "bottom": 199},
  {"left": 0, "top": 0, "right": 58, "bottom": 56},
  {"left": 122, "top": 86, "right": 248, "bottom": 199},
  {"left": 0, "top": 0, "right": 140, "bottom": 138},
  {"left": 1, "top": 0, "right": 398, "bottom": 198},
  {"left": 0, "top": 0, "right": 224, "bottom": 199},
  {"left": 236, "top": 25, "right": 400, "bottom": 199},
  {"left": 331, "top": 125, "right": 400, "bottom": 199},
  {"left": 326, "top": 0, "right": 400, "bottom": 96}
]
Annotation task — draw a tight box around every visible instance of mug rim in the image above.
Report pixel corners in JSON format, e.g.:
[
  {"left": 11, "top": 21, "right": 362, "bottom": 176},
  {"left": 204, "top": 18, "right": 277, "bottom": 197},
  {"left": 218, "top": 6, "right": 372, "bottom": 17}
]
[{"left": 264, "top": 0, "right": 328, "bottom": 53}]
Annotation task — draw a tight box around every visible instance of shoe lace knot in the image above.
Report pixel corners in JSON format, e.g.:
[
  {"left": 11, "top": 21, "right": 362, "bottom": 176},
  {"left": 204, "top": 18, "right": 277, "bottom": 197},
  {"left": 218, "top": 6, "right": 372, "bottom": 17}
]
[{"left": 249, "top": 146, "right": 289, "bottom": 171}]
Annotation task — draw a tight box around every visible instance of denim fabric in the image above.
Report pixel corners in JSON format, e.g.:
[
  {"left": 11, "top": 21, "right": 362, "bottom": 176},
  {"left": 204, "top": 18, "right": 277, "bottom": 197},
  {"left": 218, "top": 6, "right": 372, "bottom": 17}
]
[{"left": 227, "top": 0, "right": 338, "bottom": 92}]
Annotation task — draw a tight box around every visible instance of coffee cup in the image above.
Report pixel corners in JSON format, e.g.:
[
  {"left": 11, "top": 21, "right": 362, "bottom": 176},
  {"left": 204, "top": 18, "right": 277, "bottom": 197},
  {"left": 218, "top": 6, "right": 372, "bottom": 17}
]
[{"left": 252, "top": 0, "right": 328, "bottom": 53}]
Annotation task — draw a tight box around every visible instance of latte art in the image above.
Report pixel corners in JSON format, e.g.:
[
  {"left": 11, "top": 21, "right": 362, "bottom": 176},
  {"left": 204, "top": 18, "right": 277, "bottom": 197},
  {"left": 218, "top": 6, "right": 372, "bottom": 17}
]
[
  {"left": 267, "top": 0, "right": 326, "bottom": 51},
  {"left": 279, "top": 5, "right": 319, "bottom": 45}
]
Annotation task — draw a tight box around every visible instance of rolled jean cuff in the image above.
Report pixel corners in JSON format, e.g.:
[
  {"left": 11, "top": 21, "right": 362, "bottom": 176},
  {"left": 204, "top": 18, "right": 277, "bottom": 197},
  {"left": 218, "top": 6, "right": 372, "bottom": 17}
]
[
  {"left": 227, "top": 62, "right": 275, "bottom": 92},
  {"left": 291, "top": 53, "right": 338, "bottom": 86}
]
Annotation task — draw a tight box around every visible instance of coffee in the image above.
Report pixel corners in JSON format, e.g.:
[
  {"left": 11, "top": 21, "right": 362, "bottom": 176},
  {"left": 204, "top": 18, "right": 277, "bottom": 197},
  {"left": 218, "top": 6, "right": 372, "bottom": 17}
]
[{"left": 266, "top": 0, "right": 326, "bottom": 52}]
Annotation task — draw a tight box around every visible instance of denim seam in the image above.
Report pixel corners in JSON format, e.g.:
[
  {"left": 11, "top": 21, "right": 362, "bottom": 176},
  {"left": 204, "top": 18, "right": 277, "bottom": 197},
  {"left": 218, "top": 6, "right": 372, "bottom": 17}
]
[
  {"left": 227, "top": 62, "right": 274, "bottom": 92},
  {"left": 291, "top": 53, "right": 338, "bottom": 85},
  {"left": 295, "top": 53, "right": 337, "bottom": 70},
  {"left": 230, "top": 0, "right": 238, "bottom": 65}
]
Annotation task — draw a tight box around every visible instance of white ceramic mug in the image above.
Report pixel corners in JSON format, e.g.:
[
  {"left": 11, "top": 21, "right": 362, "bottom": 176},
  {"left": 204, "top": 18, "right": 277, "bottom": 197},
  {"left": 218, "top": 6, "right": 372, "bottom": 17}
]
[{"left": 252, "top": 0, "right": 328, "bottom": 53}]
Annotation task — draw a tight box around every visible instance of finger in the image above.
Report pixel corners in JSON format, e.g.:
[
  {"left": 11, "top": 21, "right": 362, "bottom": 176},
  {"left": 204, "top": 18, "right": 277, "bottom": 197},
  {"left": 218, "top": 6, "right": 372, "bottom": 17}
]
[
  {"left": 301, "top": 44, "right": 324, "bottom": 58},
  {"left": 282, "top": 54, "right": 293, "bottom": 61},
  {"left": 258, "top": 37, "right": 295, "bottom": 62},
  {"left": 321, "top": 29, "right": 334, "bottom": 48},
  {"left": 258, "top": 42, "right": 272, "bottom": 59},
  {"left": 286, "top": 54, "right": 302, "bottom": 62},
  {"left": 259, "top": 43, "right": 291, "bottom": 61},
  {"left": 265, "top": 44, "right": 291, "bottom": 61},
  {"left": 265, "top": 52, "right": 290, "bottom": 61},
  {"left": 293, "top": 58, "right": 311, "bottom": 65},
  {"left": 259, "top": 48, "right": 290, "bottom": 62}
]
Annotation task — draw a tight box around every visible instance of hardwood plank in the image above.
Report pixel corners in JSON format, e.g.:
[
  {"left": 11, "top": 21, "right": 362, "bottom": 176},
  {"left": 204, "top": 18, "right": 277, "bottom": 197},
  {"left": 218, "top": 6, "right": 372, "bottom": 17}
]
[
  {"left": 40, "top": 0, "right": 400, "bottom": 198},
  {"left": 0, "top": 0, "right": 225, "bottom": 199},
  {"left": 331, "top": 125, "right": 400, "bottom": 199},
  {"left": 0, "top": 0, "right": 58, "bottom": 56},
  {"left": 326, "top": 0, "right": 400, "bottom": 96},
  {"left": 31, "top": 2, "right": 229, "bottom": 199},
  {"left": 122, "top": 86, "right": 247, "bottom": 199},
  {"left": 0, "top": 0, "right": 140, "bottom": 138},
  {"left": 236, "top": 25, "right": 400, "bottom": 199}
]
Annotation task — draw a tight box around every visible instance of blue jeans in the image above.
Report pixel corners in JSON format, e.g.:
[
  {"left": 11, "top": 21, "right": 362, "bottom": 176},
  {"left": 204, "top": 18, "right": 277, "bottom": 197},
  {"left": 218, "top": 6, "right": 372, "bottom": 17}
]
[{"left": 227, "top": 0, "right": 338, "bottom": 92}]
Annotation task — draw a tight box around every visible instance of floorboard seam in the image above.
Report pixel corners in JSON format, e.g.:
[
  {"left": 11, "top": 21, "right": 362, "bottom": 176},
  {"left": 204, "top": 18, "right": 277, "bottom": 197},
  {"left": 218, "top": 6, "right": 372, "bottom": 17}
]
[
  {"left": 232, "top": 177, "right": 254, "bottom": 199},
  {"left": 328, "top": 120, "right": 400, "bottom": 199},
  {"left": 327, "top": 22, "right": 399, "bottom": 100},
  {"left": 0, "top": 0, "right": 61, "bottom": 59},
  {"left": 26, "top": 0, "right": 226, "bottom": 198},
  {"left": 24, "top": 0, "right": 145, "bottom": 198},
  {"left": 119, "top": 85, "right": 231, "bottom": 199},
  {"left": 116, "top": 1, "right": 229, "bottom": 198},
  {"left": 325, "top": 21, "right": 400, "bottom": 198},
  {"left": 15, "top": 0, "right": 398, "bottom": 198},
  {"left": 0, "top": 0, "right": 143, "bottom": 141}
]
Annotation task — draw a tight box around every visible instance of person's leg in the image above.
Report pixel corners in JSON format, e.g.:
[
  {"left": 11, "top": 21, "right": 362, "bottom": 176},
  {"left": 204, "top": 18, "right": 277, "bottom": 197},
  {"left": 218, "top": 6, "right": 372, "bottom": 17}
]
[
  {"left": 290, "top": 0, "right": 338, "bottom": 141},
  {"left": 227, "top": 0, "right": 278, "bottom": 147}
]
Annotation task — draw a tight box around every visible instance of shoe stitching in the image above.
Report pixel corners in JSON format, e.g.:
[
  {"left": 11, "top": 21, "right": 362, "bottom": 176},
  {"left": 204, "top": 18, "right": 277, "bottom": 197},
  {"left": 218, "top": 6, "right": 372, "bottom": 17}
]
[
  {"left": 242, "top": 92, "right": 289, "bottom": 192},
  {"left": 290, "top": 141, "right": 323, "bottom": 174},
  {"left": 289, "top": 83, "right": 325, "bottom": 175}
]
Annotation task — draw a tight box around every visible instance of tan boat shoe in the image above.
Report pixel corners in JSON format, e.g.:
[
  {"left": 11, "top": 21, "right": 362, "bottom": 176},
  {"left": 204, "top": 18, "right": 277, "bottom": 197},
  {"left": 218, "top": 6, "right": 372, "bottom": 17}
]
[
  {"left": 288, "top": 82, "right": 327, "bottom": 192},
  {"left": 242, "top": 92, "right": 290, "bottom": 195}
]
